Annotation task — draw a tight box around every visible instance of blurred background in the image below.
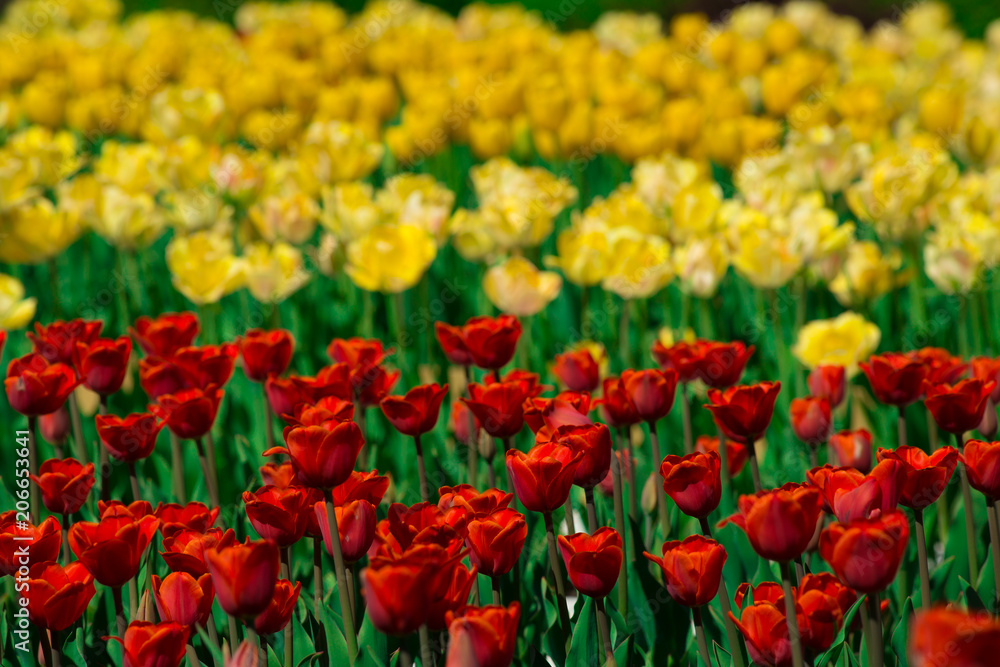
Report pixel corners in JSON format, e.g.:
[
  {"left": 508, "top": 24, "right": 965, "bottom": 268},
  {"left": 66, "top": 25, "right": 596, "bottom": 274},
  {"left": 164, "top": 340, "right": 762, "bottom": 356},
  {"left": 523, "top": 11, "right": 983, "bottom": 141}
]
[{"left": 1, "top": 0, "right": 996, "bottom": 36}]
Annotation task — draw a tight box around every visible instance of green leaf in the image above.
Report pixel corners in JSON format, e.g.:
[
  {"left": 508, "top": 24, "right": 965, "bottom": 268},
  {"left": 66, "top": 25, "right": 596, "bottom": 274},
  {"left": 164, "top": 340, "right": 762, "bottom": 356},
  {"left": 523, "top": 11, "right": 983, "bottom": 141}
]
[
  {"left": 357, "top": 612, "right": 389, "bottom": 667},
  {"left": 813, "top": 596, "right": 866, "bottom": 667},
  {"left": 712, "top": 641, "right": 733, "bottom": 667},
  {"left": 566, "top": 597, "right": 598, "bottom": 667},
  {"left": 890, "top": 597, "right": 913, "bottom": 665}
]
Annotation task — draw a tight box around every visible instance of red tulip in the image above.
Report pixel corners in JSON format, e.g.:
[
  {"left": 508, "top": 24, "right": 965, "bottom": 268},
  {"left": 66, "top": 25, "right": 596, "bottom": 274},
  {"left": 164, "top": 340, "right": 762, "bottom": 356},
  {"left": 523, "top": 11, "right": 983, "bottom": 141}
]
[
  {"left": 315, "top": 499, "right": 377, "bottom": 564},
  {"left": 266, "top": 422, "right": 364, "bottom": 490},
  {"left": 819, "top": 510, "right": 910, "bottom": 593},
  {"left": 807, "top": 365, "right": 846, "bottom": 408},
  {"left": 730, "top": 602, "right": 791, "bottom": 667},
  {"left": 552, "top": 348, "right": 601, "bottom": 392},
  {"left": 239, "top": 329, "right": 294, "bottom": 382},
  {"left": 910, "top": 347, "right": 967, "bottom": 386},
  {"left": 651, "top": 339, "right": 708, "bottom": 383},
  {"left": 597, "top": 451, "right": 632, "bottom": 497},
  {"left": 427, "top": 562, "right": 479, "bottom": 630},
  {"left": 620, "top": 368, "right": 677, "bottom": 423},
  {"left": 523, "top": 392, "right": 592, "bottom": 433},
  {"left": 30, "top": 457, "right": 96, "bottom": 515},
  {"left": 205, "top": 538, "right": 280, "bottom": 618},
  {"left": 556, "top": 527, "right": 623, "bottom": 598},
  {"left": 790, "top": 397, "right": 832, "bottom": 446},
  {"left": 505, "top": 442, "right": 583, "bottom": 513},
  {"left": 101, "top": 500, "right": 154, "bottom": 519},
  {"left": 243, "top": 486, "right": 311, "bottom": 546},
  {"left": 644, "top": 534, "right": 726, "bottom": 607},
  {"left": 40, "top": 405, "right": 71, "bottom": 446},
  {"left": 151, "top": 572, "right": 215, "bottom": 626},
  {"left": 96, "top": 413, "right": 164, "bottom": 462},
  {"left": 357, "top": 364, "right": 400, "bottom": 407},
  {"left": 227, "top": 640, "right": 262, "bottom": 667},
  {"left": 971, "top": 357, "right": 1000, "bottom": 403},
  {"left": 260, "top": 462, "right": 296, "bottom": 489},
  {"left": 363, "top": 544, "right": 465, "bottom": 635},
  {"left": 909, "top": 607, "right": 1000, "bottom": 667},
  {"left": 827, "top": 429, "right": 874, "bottom": 472},
  {"left": 806, "top": 460, "right": 904, "bottom": 522},
  {"left": 149, "top": 385, "right": 223, "bottom": 440},
  {"left": 597, "top": 376, "right": 641, "bottom": 428},
  {"left": 553, "top": 422, "right": 612, "bottom": 489},
  {"left": 876, "top": 446, "right": 959, "bottom": 509},
  {"left": 73, "top": 336, "right": 132, "bottom": 395},
  {"left": 138, "top": 356, "right": 192, "bottom": 400},
  {"left": 264, "top": 375, "right": 312, "bottom": 418},
  {"left": 0, "top": 330, "right": 6, "bottom": 357},
  {"left": 962, "top": 440, "right": 1000, "bottom": 501},
  {"left": 381, "top": 383, "right": 449, "bottom": 436},
  {"left": 28, "top": 319, "right": 103, "bottom": 364},
  {"left": 370, "top": 502, "right": 464, "bottom": 558},
  {"left": 20, "top": 560, "right": 96, "bottom": 631},
  {"left": 706, "top": 381, "right": 781, "bottom": 444},
  {"left": 69, "top": 506, "right": 160, "bottom": 587},
  {"left": 924, "top": 378, "right": 996, "bottom": 435},
  {"left": 860, "top": 353, "right": 928, "bottom": 407},
  {"left": 722, "top": 483, "right": 822, "bottom": 562},
  {"left": 327, "top": 337, "right": 399, "bottom": 404},
  {"left": 160, "top": 527, "right": 235, "bottom": 577},
  {"left": 172, "top": 344, "right": 239, "bottom": 389},
  {"left": 130, "top": 312, "right": 199, "bottom": 357},
  {"left": 254, "top": 579, "right": 301, "bottom": 635},
  {"left": 435, "top": 315, "right": 522, "bottom": 370},
  {"left": 439, "top": 486, "right": 513, "bottom": 521},
  {"left": 450, "top": 399, "right": 481, "bottom": 447},
  {"left": 1, "top": 513, "right": 61, "bottom": 576},
  {"left": 463, "top": 381, "right": 530, "bottom": 440},
  {"left": 659, "top": 451, "right": 722, "bottom": 518},
  {"left": 695, "top": 435, "right": 748, "bottom": 476},
  {"left": 797, "top": 572, "right": 854, "bottom": 652},
  {"left": 107, "top": 621, "right": 190, "bottom": 667},
  {"left": 155, "top": 501, "right": 220, "bottom": 533},
  {"left": 465, "top": 508, "right": 526, "bottom": 577},
  {"left": 734, "top": 581, "right": 786, "bottom": 608},
  {"left": 5, "top": 353, "right": 80, "bottom": 416},
  {"left": 331, "top": 469, "right": 391, "bottom": 507},
  {"left": 691, "top": 340, "right": 755, "bottom": 388},
  {"left": 445, "top": 602, "right": 521, "bottom": 667}
]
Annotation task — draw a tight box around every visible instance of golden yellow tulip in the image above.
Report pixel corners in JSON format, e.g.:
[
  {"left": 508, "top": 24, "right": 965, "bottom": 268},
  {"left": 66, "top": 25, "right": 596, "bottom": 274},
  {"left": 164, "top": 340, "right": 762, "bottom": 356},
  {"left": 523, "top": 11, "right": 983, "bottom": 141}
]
[
  {"left": 602, "top": 230, "right": 673, "bottom": 300},
  {"left": 0, "top": 274, "right": 38, "bottom": 330},
  {"left": 0, "top": 196, "right": 85, "bottom": 264},
  {"left": 792, "top": 312, "right": 881, "bottom": 377},
  {"left": 344, "top": 224, "right": 436, "bottom": 293},
  {"left": 828, "top": 241, "right": 907, "bottom": 307},
  {"left": 166, "top": 231, "right": 246, "bottom": 305}
]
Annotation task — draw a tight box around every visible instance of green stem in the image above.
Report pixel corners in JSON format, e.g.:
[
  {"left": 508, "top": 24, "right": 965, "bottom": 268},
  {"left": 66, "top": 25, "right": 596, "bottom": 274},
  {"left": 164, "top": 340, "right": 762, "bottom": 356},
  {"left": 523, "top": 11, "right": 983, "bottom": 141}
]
[
  {"left": 28, "top": 417, "right": 39, "bottom": 524},
  {"left": 596, "top": 597, "right": 617, "bottom": 667},
  {"left": 584, "top": 487, "right": 599, "bottom": 534},
  {"left": 414, "top": 434, "right": 429, "bottom": 503},
  {"left": 958, "top": 434, "right": 980, "bottom": 583},
  {"left": 780, "top": 561, "right": 805, "bottom": 667},
  {"left": 67, "top": 392, "right": 88, "bottom": 465},
  {"left": 700, "top": 518, "right": 745, "bottom": 667},
  {"left": 325, "top": 494, "right": 358, "bottom": 665},
  {"left": 866, "top": 593, "right": 884, "bottom": 667},
  {"left": 915, "top": 509, "right": 931, "bottom": 609},
  {"left": 716, "top": 423, "right": 734, "bottom": 515},
  {"left": 543, "top": 511, "right": 571, "bottom": 645},
  {"left": 418, "top": 625, "right": 434, "bottom": 667},
  {"left": 680, "top": 384, "right": 693, "bottom": 455},
  {"left": 99, "top": 396, "right": 110, "bottom": 502},
  {"left": 169, "top": 432, "right": 187, "bottom": 503},
  {"left": 988, "top": 499, "right": 1000, "bottom": 614},
  {"left": 648, "top": 421, "right": 671, "bottom": 540},
  {"left": 693, "top": 606, "right": 712, "bottom": 667}
]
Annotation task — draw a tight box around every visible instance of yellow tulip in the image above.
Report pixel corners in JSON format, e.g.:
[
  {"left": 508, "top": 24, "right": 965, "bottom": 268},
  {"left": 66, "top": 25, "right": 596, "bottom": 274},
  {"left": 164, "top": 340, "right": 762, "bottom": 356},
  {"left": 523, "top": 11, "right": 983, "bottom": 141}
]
[
  {"left": 0, "top": 196, "right": 85, "bottom": 264},
  {"left": 166, "top": 231, "right": 246, "bottom": 305},
  {"left": 92, "top": 185, "right": 167, "bottom": 250},
  {"left": 792, "top": 312, "right": 881, "bottom": 377},
  {"left": 730, "top": 225, "right": 803, "bottom": 289},
  {"left": 295, "top": 121, "right": 384, "bottom": 196},
  {"left": 243, "top": 241, "right": 311, "bottom": 304},
  {"left": 320, "top": 182, "right": 380, "bottom": 242},
  {"left": 4, "top": 126, "right": 82, "bottom": 187},
  {"left": 547, "top": 226, "right": 613, "bottom": 287},
  {"left": 483, "top": 256, "right": 562, "bottom": 317},
  {"left": 344, "top": 224, "right": 436, "bottom": 293},
  {"left": 94, "top": 141, "right": 170, "bottom": 195},
  {"left": 924, "top": 228, "right": 983, "bottom": 295},
  {"left": 631, "top": 152, "right": 709, "bottom": 213},
  {"left": 829, "top": 241, "right": 907, "bottom": 307},
  {"left": 602, "top": 230, "right": 674, "bottom": 300},
  {"left": 670, "top": 181, "right": 722, "bottom": 243},
  {"left": 247, "top": 190, "right": 319, "bottom": 245},
  {"left": 0, "top": 274, "right": 38, "bottom": 330},
  {"left": 377, "top": 174, "right": 455, "bottom": 244},
  {"left": 162, "top": 190, "right": 234, "bottom": 234},
  {"left": 673, "top": 236, "right": 729, "bottom": 298}
]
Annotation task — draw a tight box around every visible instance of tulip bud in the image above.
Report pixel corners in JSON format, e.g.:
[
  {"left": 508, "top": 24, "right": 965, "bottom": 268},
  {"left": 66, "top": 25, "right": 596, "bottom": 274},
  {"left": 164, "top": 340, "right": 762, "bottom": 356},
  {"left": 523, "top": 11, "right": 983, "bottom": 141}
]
[
  {"left": 641, "top": 473, "right": 658, "bottom": 515},
  {"left": 40, "top": 406, "right": 71, "bottom": 446},
  {"left": 979, "top": 399, "right": 998, "bottom": 439}
]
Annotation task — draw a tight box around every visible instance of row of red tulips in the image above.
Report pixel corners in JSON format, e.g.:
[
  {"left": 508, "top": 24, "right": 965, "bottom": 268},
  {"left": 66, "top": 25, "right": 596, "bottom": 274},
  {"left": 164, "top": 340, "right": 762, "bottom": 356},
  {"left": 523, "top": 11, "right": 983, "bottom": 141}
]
[{"left": 5, "top": 314, "right": 1000, "bottom": 666}]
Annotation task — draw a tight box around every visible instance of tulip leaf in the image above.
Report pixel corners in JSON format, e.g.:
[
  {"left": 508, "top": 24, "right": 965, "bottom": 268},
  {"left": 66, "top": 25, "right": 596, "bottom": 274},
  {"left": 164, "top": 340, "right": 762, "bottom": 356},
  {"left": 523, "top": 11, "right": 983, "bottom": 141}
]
[
  {"left": 813, "top": 595, "right": 866, "bottom": 667},
  {"left": 194, "top": 625, "right": 225, "bottom": 666},
  {"left": 267, "top": 645, "right": 282, "bottom": 667},
  {"left": 566, "top": 596, "right": 599, "bottom": 667},
  {"left": 961, "top": 576, "right": 989, "bottom": 612},
  {"left": 357, "top": 612, "right": 389, "bottom": 667},
  {"left": 712, "top": 641, "right": 733, "bottom": 667},
  {"left": 313, "top": 597, "right": 350, "bottom": 664},
  {"left": 613, "top": 633, "right": 636, "bottom": 667},
  {"left": 930, "top": 555, "right": 957, "bottom": 601},
  {"left": 976, "top": 544, "right": 998, "bottom": 608},
  {"left": 891, "top": 597, "right": 913, "bottom": 664}
]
